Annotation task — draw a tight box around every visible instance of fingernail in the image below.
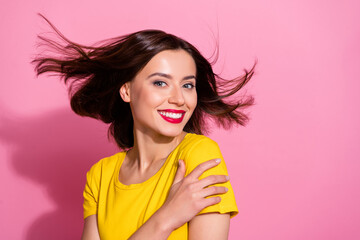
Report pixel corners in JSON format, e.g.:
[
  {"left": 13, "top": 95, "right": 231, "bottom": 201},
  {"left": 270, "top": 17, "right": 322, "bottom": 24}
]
[
  {"left": 226, "top": 176, "right": 230, "bottom": 180},
  {"left": 225, "top": 187, "right": 228, "bottom": 192},
  {"left": 215, "top": 159, "right": 221, "bottom": 163}
]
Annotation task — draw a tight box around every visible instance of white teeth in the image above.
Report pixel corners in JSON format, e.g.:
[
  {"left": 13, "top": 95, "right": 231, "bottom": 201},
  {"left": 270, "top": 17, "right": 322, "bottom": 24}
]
[{"left": 159, "top": 111, "right": 183, "bottom": 119}]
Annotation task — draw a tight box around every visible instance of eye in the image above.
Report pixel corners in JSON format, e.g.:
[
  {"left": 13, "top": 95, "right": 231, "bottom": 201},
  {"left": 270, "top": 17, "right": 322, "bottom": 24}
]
[
  {"left": 183, "top": 83, "right": 195, "bottom": 89},
  {"left": 153, "top": 81, "right": 167, "bottom": 87}
]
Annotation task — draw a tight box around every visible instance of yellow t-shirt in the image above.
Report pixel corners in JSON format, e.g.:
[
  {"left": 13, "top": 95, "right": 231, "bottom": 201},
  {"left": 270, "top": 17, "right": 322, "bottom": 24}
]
[{"left": 83, "top": 133, "right": 238, "bottom": 239}]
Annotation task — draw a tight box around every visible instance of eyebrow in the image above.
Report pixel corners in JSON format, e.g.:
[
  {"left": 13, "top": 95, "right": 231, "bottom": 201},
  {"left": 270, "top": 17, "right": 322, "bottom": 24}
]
[{"left": 147, "top": 72, "right": 196, "bottom": 81}]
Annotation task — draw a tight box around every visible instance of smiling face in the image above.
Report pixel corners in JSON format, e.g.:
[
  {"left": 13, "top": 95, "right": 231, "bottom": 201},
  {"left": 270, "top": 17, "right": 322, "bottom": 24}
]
[{"left": 119, "top": 49, "right": 197, "bottom": 139}]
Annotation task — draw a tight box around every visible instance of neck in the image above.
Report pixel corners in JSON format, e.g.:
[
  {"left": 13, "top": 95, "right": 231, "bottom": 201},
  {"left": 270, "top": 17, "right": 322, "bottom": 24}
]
[{"left": 127, "top": 128, "right": 187, "bottom": 172}]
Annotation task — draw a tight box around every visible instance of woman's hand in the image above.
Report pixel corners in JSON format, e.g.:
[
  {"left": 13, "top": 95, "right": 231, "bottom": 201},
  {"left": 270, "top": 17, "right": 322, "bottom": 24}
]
[
  {"left": 158, "top": 158, "right": 229, "bottom": 231},
  {"left": 128, "top": 158, "right": 229, "bottom": 240}
]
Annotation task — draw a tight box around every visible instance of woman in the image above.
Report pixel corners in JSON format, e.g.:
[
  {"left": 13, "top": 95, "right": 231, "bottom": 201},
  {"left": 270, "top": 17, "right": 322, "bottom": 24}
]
[{"left": 33, "top": 17, "right": 254, "bottom": 239}]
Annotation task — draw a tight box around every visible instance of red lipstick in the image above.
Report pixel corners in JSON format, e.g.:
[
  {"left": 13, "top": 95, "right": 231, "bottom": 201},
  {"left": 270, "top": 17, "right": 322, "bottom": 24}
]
[{"left": 158, "top": 109, "right": 185, "bottom": 124}]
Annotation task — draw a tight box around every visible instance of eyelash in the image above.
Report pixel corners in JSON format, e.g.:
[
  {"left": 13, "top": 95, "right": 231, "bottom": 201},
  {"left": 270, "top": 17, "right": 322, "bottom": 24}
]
[
  {"left": 183, "top": 83, "right": 195, "bottom": 89},
  {"left": 152, "top": 81, "right": 196, "bottom": 89},
  {"left": 153, "top": 81, "right": 167, "bottom": 87}
]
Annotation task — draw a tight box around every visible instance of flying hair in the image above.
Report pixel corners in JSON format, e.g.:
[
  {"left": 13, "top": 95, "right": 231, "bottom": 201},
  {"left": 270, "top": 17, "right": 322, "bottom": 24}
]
[{"left": 33, "top": 14, "right": 256, "bottom": 149}]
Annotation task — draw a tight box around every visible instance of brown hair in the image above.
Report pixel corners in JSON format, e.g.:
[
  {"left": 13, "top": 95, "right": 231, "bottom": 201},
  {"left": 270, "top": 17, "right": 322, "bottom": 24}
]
[{"left": 33, "top": 16, "right": 255, "bottom": 149}]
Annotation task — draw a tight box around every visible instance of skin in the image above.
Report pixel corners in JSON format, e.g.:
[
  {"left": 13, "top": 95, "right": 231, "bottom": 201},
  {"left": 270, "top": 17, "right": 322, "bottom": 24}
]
[
  {"left": 81, "top": 50, "right": 230, "bottom": 240},
  {"left": 119, "top": 49, "right": 198, "bottom": 181}
]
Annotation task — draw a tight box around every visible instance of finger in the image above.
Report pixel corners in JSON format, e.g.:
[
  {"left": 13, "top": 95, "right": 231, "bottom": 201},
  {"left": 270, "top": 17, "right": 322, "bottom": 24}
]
[
  {"left": 195, "top": 175, "right": 229, "bottom": 188},
  {"left": 199, "top": 196, "right": 222, "bottom": 209},
  {"left": 172, "top": 159, "right": 186, "bottom": 186},
  {"left": 199, "top": 186, "right": 228, "bottom": 198},
  {"left": 187, "top": 158, "right": 221, "bottom": 179}
]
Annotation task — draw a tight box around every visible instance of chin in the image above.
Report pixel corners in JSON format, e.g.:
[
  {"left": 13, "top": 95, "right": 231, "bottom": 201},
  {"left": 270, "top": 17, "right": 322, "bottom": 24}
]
[{"left": 157, "top": 127, "right": 185, "bottom": 138}]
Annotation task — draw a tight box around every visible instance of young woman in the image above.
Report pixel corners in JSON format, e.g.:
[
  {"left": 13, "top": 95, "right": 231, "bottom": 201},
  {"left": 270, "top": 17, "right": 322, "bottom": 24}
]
[{"left": 33, "top": 17, "right": 255, "bottom": 240}]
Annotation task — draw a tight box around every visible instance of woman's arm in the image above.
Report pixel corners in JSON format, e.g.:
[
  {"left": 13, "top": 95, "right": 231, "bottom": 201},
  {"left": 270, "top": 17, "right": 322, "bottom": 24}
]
[
  {"left": 129, "top": 158, "right": 229, "bottom": 239},
  {"left": 81, "top": 215, "right": 100, "bottom": 240},
  {"left": 127, "top": 211, "right": 231, "bottom": 240},
  {"left": 189, "top": 213, "right": 230, "bottom": 240},
  {"left": 81, "top": 204, "right": 231, "bottom": 240},
  {"left": 81, "top": 159, "right": 229, "bottom": 240}
]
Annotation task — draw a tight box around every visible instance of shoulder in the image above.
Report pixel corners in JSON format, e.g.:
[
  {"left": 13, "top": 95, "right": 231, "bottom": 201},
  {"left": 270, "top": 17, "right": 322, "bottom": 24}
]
[
  {"left": 179, "top": 133, "right": 225, "bottom": 175},
  {"left": 83, "top": 152, "right": 125, "bottom": 219},
  {"left": 180, "top": 133, "right": 220, "bottom": 152},
  {"left": 179, "top": 133, "right": 221, "bottom": 159},
  {"left": 86, "top": 151, "right": 125, "bottom": 181}
]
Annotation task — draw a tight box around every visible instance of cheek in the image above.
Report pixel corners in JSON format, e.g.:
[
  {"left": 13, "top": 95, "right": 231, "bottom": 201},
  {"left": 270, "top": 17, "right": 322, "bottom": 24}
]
[
  {"left": 132, "top": 88, "right": 165, "bottom": 112},
  {"left": 186, "top": 92, "right": 198, "bottom": 111},
  {"left": 192, "top": 98, "right": 197, "bottom": 110},
  {"left": 192, "top": 91, "right": 198, "bottom": 107}
]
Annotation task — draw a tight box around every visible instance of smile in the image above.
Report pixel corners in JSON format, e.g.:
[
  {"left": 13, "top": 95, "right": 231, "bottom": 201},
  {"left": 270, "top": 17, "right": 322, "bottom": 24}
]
[{"left": 158, "top": 109, "right": 185, "bottom": 124}]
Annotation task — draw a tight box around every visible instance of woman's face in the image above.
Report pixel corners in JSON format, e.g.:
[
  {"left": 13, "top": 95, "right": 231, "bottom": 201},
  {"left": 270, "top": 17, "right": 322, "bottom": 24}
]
[{"left": 120, "top": 49, "right": 197, "bottom": 138}]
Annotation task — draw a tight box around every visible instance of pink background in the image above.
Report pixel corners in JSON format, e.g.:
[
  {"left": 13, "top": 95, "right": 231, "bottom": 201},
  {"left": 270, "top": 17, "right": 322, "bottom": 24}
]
[{"left": 1, "top": 0, "right": 359, "bottom": 239}]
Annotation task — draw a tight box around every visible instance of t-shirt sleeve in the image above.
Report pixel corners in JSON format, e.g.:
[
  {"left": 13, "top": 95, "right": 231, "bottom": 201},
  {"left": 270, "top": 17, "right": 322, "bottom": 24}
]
[
  {"left": 83, "top": 162, "right": 100, "bottom": 219},
  {"left": 183, "top": 137, "right": 238, "bottom": 218}
]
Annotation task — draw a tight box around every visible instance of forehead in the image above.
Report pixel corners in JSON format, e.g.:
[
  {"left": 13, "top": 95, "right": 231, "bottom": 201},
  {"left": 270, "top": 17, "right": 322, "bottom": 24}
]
[{"left": 137, "top": 49, "right": 197, "bottom": 78}]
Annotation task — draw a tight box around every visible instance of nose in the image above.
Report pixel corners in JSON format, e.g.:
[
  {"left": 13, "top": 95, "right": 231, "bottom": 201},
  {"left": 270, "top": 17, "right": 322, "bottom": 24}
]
[{"left": 168, "top": 86, "right": 185, "bottom": 106}]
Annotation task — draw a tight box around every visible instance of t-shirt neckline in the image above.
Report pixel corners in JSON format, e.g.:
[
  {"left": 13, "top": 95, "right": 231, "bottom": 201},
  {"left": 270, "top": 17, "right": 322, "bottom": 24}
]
[{"left": 114, "top": 133, "right": 191, "bottom": 189}]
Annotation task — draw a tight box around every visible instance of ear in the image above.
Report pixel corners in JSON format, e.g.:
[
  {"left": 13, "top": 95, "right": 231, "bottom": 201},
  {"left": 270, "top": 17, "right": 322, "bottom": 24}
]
[{"left": 119, "top": 82, "right": 131, "bottom": 102}]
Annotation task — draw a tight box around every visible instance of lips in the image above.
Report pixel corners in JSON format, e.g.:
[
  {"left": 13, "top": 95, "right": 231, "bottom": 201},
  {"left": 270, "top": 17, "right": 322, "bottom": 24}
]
[{"left": 158, "top": 109, "right": 186, "bottom": 124}]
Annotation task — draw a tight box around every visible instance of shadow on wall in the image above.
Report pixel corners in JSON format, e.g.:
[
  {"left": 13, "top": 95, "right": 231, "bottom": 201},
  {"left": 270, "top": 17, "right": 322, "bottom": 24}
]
[{"left": 0, "top": 107, "right": 118, "bottom": 239}]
